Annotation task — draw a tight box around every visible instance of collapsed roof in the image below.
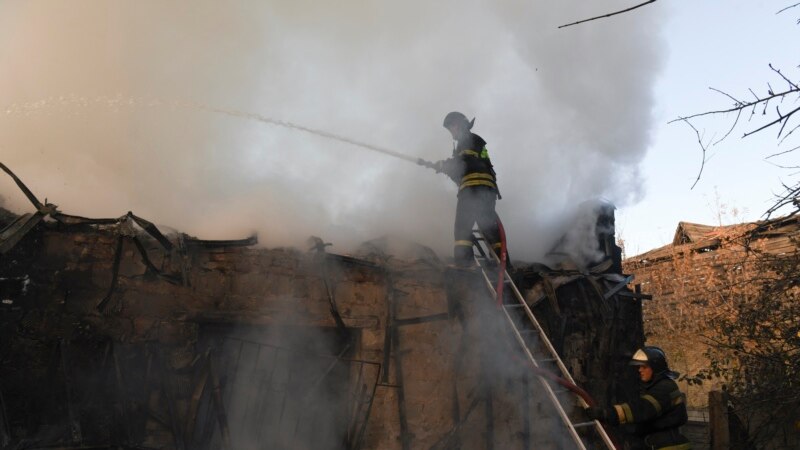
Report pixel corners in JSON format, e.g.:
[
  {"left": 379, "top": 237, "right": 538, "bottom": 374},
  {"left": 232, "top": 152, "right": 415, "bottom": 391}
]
[{"left": 0, "top": 162, "right": 644, "bottom": 449}]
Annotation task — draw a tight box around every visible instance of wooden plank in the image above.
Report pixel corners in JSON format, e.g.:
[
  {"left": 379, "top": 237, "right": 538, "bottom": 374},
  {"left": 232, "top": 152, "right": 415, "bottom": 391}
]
[{"left": 709, "top": 390, "right": 730, "bottom": 450}]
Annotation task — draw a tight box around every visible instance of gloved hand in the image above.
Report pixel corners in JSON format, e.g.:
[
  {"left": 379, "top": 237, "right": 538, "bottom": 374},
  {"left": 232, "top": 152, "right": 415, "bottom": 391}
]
[{"left": 584, "top": 406, "right": 607, "bottom": 422}]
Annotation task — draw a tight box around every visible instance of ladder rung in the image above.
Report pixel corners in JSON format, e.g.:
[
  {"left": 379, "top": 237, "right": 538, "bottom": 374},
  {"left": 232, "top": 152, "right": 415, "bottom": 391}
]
[
  {"left": 572, "top": 421, "right": 596, "bottom": 428},
  {"left": 537, "top": 358, "right": 557, "bottom": 363},
  {"left": 503, "top": 303, "right": 526, "bottom": 309}
]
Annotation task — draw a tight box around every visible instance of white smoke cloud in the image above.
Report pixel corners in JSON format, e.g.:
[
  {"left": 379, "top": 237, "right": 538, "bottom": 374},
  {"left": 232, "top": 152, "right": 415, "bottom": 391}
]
[{"left": 0, "top": 0, "right": 665, "bottom": 260}]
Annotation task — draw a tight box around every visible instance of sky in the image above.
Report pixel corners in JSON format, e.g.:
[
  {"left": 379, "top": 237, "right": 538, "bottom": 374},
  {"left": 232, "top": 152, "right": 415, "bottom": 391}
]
[
  {"left": 617, "top": 0, "right": 799, "bottom": 256},
  {"left": 0, "top": 1, "right": 796, "bottom": 261}
]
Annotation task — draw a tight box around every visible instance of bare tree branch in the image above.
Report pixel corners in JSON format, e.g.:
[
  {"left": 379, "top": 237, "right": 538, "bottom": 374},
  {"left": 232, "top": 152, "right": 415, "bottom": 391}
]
[
  {"left": 710, "top": 87, "right": 745, "bottom": 106},
  {"left": 743, "top": 104, "right": 800, "bottom": 138},
  {"left": 748, "top": 88, "right": 761, "bottom": 102},
  {"left": 766, "top": 144, "right": 800, "bottom": 160},
  {"left": 677, "top": 117, "right": 709, "bottom": 190},
  {"left": 764, "top": 182, "right": 800, "bottom": 218},
  {"left": 779, "top": 123, "right": 800, "bottom": 144},
  {"left": 668, "top": 84, "right": 799, "bottom": 124},
  {"left": 776, "top": 3, "right": 800, "bottom": 14},
  {"left": 770, "top": 63, "right": 800, "bottom": 90},
  {"left": 558, "top": 0, "right": 657, "bottom": 29},
  {"left": 713, "top": 108, "right": 742, "bottom": 145},
  {"left": 672, "top": 66, "right": 800, "bottom": 198},
  {"left": 765, "top": 160, "right": 800, "bottom": 170},
  {"left": 777, "top": 106, "right": 796, "bottom": 137}
]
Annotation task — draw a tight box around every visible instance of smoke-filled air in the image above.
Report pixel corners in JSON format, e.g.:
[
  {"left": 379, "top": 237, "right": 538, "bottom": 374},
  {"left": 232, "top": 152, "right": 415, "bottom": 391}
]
[{"left": 0, "top": 1, "right": 665, "bottom": 260}]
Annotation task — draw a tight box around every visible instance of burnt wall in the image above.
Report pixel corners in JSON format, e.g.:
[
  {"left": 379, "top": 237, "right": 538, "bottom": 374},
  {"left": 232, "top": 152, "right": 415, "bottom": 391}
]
[{"left": 0, "top": 215, "right": 643, "bottom": 449}]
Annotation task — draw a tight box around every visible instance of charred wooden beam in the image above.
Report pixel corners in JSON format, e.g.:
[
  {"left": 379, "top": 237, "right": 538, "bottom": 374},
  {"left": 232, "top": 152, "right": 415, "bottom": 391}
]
[
  {"left": 0, "top": 162, "right": 44, "bottom": 209},
  {"left": 131, "top": 236, "right": 181, "bottom": 284},
  {"left": 603, "top": 275, "right": 635, "bottom": 300},
  {"left": 616, "top": 290, "right": 653, "bottom": 301},
  {"left": 126, "top": 212, "right": 173, "bottom": 250},
  {"left": 538, "top": 273, "right": 562, "bottom": 316},
  {"left": 327, "top": 253, "right": 383, "bottom": 270},
  {"left": 311, "top": 249, "right": 349, "bottom": 339},
  {"left": 183, "top": 234, "right": 257, "bottom": 248},
  {"left": 49, "top": 212, "right": 120, "bottom": 226},
  {"left": 0, "top": 212, "right": 45, "bottom": 254},
  {"left": 350, "top": 368, "right": 380, "bottom": 450},
  {"left": 96, "top": 236, "right": 124, "bottom": 313},
  {"left": 393, "top": 312, "right": 450, "bottom": 326}
]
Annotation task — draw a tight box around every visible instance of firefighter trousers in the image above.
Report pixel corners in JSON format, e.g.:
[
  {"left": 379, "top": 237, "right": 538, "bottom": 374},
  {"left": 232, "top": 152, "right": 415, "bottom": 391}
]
[{"left": 453, "top": 186, "right": 503, "bottom": 266}]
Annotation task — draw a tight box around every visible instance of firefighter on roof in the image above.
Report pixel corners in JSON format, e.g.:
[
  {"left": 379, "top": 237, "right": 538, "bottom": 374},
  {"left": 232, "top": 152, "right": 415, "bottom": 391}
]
[
  {"left": 419, "top": 111, "right": 504, "bottom": 268},
  {"left": 586, "top": 346, "right": 692, "bottom": 450}
]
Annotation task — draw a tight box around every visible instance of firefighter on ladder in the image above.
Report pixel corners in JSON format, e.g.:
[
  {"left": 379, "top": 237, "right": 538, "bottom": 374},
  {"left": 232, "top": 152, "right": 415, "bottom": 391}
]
[
  {"left": 419, "top": 111, "right": 506, "bottom": 268},
  {"left": 586, "top": 346, "right": 692, "bottom": 450}
]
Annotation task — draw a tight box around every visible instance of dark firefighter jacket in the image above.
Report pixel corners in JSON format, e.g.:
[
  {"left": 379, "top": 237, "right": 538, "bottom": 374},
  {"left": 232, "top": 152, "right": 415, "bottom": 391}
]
[
  {"left": 434, "top": 132, "right": 499, "bottom": 197},
  {"left": 608, "top": 374, "right": 691, "bottom": 449}
]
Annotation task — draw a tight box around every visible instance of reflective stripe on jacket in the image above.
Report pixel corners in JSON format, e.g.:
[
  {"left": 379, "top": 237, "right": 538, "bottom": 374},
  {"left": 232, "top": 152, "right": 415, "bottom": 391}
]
[
  {"left": 435, "top": 132, "right": 498, "bottom": 194},
  {"left": 611, "top": 376, "right": 691, "bottom": 449}
]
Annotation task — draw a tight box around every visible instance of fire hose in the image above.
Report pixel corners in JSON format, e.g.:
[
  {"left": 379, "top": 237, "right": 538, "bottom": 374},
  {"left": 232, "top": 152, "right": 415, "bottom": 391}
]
[{"left": 495, "top": 216, "right": 621, "bottom": 449}]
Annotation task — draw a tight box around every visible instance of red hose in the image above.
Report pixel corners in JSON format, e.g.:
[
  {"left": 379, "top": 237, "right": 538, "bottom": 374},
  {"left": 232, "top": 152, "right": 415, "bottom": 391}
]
[
  {"left": 517, "top": 355, "right": 596, "bottom": 407},
  {"left": 512, "top": 353, "right": 621, "bottom": 449},
  {"left": 495, "top": 217, "right": 508, "bottom": 306},
  {"left": 493, "top": 217, "right": 620, "bottom": 449}
]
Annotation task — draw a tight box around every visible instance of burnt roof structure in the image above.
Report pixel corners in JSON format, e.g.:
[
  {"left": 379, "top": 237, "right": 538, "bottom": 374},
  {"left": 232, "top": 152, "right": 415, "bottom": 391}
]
[
  {"left": 0, "top": 163, "right": 646, "bottom": 449},
  {"left": 632, "top": 216, "right": 800, "bottom": 264},
  {"left": 624, "top": 213, "right": 800, "bottom": 408}
]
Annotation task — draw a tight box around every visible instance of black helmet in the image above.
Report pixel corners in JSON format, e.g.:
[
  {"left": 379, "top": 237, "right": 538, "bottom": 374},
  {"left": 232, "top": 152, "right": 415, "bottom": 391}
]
[
  {"left": 443, "top": 111, "right": 475, "bottom": 130},
  {"left": 630, "top": 346, "right": 671, "bottom": 375}
]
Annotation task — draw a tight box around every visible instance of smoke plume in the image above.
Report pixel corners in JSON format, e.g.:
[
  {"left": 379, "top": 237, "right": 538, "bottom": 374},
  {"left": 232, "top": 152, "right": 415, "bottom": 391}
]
[{"left": 0, "top": 1, "right": 665, "bottom": 260}]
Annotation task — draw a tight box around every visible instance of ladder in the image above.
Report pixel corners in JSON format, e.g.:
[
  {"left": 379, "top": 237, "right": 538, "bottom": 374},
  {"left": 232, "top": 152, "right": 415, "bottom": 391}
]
[{"left": 471, "top": 229, "right": 616, "bottom": 450}]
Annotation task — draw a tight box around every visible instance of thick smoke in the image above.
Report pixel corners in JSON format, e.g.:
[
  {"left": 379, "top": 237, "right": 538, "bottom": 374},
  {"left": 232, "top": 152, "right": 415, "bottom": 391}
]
[{"left": 0, "top": 1, "right": 665, "bottom": 260}]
